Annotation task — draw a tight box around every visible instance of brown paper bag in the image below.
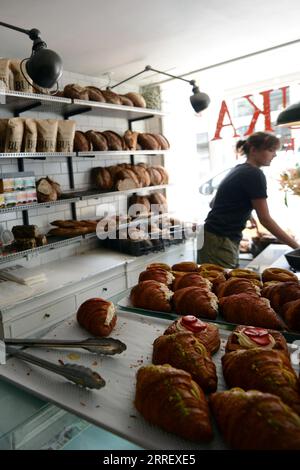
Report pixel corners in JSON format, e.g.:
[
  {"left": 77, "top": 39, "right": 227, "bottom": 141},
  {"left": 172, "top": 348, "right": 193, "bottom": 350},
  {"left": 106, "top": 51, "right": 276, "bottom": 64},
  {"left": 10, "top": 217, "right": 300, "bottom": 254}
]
[
  {"left": 56, "top": 120, "right": 76, "bottom": 152},
  {"left": 10, "top": 59, "right": 33, "bottom": 93},
  {"left": 0, "top": 58, "right": 14, "bottom": 91},
  {"left": 23, "top": 119, "right": 37, "bottom": 152},
  {"left": 36, "top": 120, "right": 58, "bottom": 153},
  {"left": 5, "top": 118, "right": 24, "bottom": 153}
]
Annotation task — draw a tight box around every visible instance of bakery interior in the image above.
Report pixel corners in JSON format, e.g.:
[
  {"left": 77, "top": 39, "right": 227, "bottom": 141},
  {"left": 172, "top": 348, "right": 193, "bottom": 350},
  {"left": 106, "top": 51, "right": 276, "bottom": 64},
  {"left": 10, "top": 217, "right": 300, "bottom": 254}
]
[{"left": 0, "top": 0, "right": 300, "bottom": 451}]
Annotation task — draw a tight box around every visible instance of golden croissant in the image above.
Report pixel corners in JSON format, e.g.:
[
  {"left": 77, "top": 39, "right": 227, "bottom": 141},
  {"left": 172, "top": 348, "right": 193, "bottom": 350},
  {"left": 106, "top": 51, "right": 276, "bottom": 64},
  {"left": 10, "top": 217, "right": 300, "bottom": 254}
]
[
  {"left": 216, "top": 277, "right": 260, "bottom": 298},
  {"left": 210, "top": 388, "right": 300, "bottom": 449},
  {"left": 153, "top": 331, "right": 217, "bottom": 392},
  {"left": 164, "top": 315, "right": 220, "bottom": 354},
  {"left": 219, "top": 293, "right": 285, "bottom": 330},
  {"left": 222, "top": 348, "right": 300, "bottom": 415},
  {"left": 261, "top": 281, "right": 300, "bottom": 314},
  {"left": 172, "top": 272, "right": 211, "bottom": 291},
  {"left": 130, "top": 280, "right": 173, "bottom": 312},
  {"left": 138, "top": 268, "right": 174, "bottom": 286},
  {"left": 172, "top": 286, "right": 218, "bottom": 320},
  {"left": 282, "top": 298, "right": 300, "bottom": 331},
  {"left": 135, "top": 364, "right": 213, "bottom": 442},
  {"left": 76, "top": 297, "right": 117, "bottom": 336}
]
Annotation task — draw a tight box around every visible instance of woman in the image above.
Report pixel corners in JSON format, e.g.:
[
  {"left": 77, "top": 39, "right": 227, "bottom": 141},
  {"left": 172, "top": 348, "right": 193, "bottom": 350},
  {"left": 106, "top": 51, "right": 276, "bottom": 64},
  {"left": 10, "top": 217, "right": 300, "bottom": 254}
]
[{"left": 197, "top": 131, "right": 299, "bottom": 268}]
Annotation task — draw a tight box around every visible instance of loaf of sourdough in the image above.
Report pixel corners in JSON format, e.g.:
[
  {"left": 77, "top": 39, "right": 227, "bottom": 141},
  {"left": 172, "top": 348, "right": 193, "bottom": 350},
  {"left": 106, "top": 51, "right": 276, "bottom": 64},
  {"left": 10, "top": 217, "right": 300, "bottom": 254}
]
[
  {"left": 73, "top": 131, "right": 92, "bottom": 152},
  {"left": 63, "top": 84, "right": 89, "bottom": 100},
  {"left": 100, "top": 89, "right": 122, "bottom": 105},
  {"left": 146, "top": 167, "right": 163, "bottom": 186},
  {"left": 138, "top": 133, "right": 161, "bottom": 150},
  {"left": 114, "top": 168, "right": 140, "bottom": 191},
  {"left": 124, "top": 92, "right": 146, "bottom": 108},
  {"left": 123, "top": 130, "right": 139, "bottom": 150},
  {"left": 85, "top": 86, "right": 106, "bottom": 102},
  {"left": 102, "top": 130, "right": 124, "bottom": 150},
  {"left": 119, "top": 95, "right": 134, "bottom": 106},
  {"left": 91, "top": 167, "right": 114, "bottom": 190},
  {"left": 85, "top": 131, "right": 108, "bottom": 151},
  {"left": 131, "top": 164, "right": 151, "bottom": 187},
  {"left": 129, "top": 195, "right": 151, "bottom": 215}
]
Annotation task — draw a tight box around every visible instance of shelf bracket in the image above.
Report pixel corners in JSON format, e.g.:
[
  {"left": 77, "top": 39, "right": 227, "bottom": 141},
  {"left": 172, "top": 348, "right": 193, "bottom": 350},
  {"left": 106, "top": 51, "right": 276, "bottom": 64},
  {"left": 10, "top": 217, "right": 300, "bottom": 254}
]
[
  {"left": 63, "top": 106, "right": 92, "bottom": 119},
  {"left": 14, "top": 101, "right": 42, "bottom": 117},
  {"left": 128, "top": 115, "right": 154, "bottom": 126}
]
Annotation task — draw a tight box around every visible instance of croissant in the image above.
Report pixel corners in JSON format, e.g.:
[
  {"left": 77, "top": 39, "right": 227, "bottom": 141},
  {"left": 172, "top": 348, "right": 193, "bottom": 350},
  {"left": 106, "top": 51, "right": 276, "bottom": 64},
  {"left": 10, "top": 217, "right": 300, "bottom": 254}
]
[
  {"left": 171, "top": 261, "right": 198, "bottom": 272},
  {"left": 138, "top": 268, "right": 174, "bottom": 286},
  {"left": 227, "top": 268, "right": 260, "bottom": 281},
  {"left": 164, "top": 315, "right": 220, "bottom": 354},
  {"left": 135, "top": 364, "right": 213, "bottom": 442},
  {"left": 222, "top": 348, "right": 300, "bottom": 415},
  {"left": 210, "top": 388, "right": 300, "bottom": 449},
  {"left": 216, "top": 277, "right": 260, "bottom": 298},
  {"left": 172, "top": 272, "right": 211, "bottom": 291},
  {"left": 282, "top": 298, "right": 300, "bottom": 331},
  {"left": 153, "top": 331, "right": 217, "bottom": 392},
  {"left": 76, "top": 298, "right": 117, "bottom": 336},
  {"left": 197, "top": 270, "right": 227, "bottom": 293},
  {"left": 262, "top": 267, "right": 298, "bottom": 283},
  {"left": 172, "top": 286, "right": 218, "bottom": 320},
  {"left": 225, "top": 325, "right": 289, "bottom": 356},
  {"left": 219, "top": 293, "right": 285, "bottom": 330},
  {"left": 130, "top": 280, "right": 173, "bottom": 312},
  {"left": 261, "top": 281, "right": 300, "bottom": 314}
]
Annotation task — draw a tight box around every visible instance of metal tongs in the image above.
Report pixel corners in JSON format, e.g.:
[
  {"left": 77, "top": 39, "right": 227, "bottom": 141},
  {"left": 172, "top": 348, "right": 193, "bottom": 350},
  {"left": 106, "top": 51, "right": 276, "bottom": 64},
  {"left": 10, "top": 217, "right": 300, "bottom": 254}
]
[{"left": 3, "top": 337, "right": 127, "bottom": 390}]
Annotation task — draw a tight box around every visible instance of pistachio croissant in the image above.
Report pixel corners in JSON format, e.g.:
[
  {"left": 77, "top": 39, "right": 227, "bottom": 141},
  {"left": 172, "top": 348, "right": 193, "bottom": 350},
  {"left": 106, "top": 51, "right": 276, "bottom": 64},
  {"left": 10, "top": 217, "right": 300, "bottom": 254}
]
[
  {"left": 210, "top": 388, "right": 300, "bottom": 449},
  {"left": 135, "top": 364, "right": 213, "bottom": 442},
  {"left": 222, "top": 348, "right": 300, "bottom": 415},
  {"left": 164, "top": 316, "right": 220, "bottom": 354},
  {"left": 153, "top": 331, "right": 217, "bottom": 392}
]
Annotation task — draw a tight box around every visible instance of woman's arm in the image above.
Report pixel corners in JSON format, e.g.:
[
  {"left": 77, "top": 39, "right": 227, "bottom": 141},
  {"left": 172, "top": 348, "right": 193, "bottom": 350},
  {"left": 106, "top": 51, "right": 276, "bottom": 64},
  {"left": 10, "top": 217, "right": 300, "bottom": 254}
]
[{"left": 251, "top": 198, "right": 299, "bottom": 249}]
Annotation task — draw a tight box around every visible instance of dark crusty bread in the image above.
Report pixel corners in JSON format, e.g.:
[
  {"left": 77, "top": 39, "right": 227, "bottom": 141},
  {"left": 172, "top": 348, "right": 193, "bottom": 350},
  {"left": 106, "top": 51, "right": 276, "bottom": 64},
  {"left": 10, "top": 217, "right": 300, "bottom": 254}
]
[
  {"left": 100, "top": 89, "right": 122, "bottom": 105},
  {"left": 129, "top": 195, "right": 151, "bottom": 215},
  {"left": 152, "top": 134, "right": 170, "bottom": 150},
  {"left": 73, "top": 131, "right": 92, "bottom": 152},
  {"left": 123, "top": 130, "right": 139, "bottom": 150},
  {"left": 147, "top": 167, "right": 163, "bottom": 186},
  {"left": 138, "top": 133, "right": 161, "bottom": 150},
  {"left": 119, "top": 95, "right": 134, "bottom": 107},
  {"left": 63, "top": 84, "right": 89, "bottom": 100},
  {"left": 152, "top": 165, "right": 169, "bottom": 184},
  {"left": 91, "top": 167, "right": 114, "bottom": 190},
  {"left": 115, "top": 168, "right": 140, "bottom": 191},
  {"left": 102, "top": 130, "right": 124, "bottom": 151},
  {"left": 85, "top": 131, "right": 108, "bottom": 151},
  {"left": 131, "top": 164, "right": 151, "bottom": 187},
  {"left": 85, "top": 86, "right": 106, "bottom": 102},
  {"left": 124, "top": 92, "right": 146, "bottom": 108}
]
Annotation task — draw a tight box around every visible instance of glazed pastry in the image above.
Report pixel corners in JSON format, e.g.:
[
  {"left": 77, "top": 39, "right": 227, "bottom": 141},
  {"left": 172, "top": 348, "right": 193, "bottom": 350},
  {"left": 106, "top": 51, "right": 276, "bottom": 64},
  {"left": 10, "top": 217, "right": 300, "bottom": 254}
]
[
  {"left": 138, "top": 268, "right": 174, "bottom": 286},
  {"left": 130, "top": 280, "right": 173, "bottom": 312},
  {"left": 172, "top": 286, "right": 218, "bottom": 320},
  {"left": 227, "top": 268, "right": 260, "bottom": 280},
  {"left": 135, "top": 364, "right": 213, "bottom": 442},
  {"left": 219, "top": 293, "right": 285, "bottom": 330},
  {"left": 222, "top": 348, "right": 300, "bottom": 415},
  {"left": 146, "top": 262, "right": 171, "bottom": 271},
  {"left": 261, "top": 281, "right": 300, "bottom": 314},
  {"left": 164, "top": 315, "right": 220, "bottom": 354},
  {"left": 172, "top": 272, "right": 212, "bottom": 291},
  {"left": 262, "top": 267, "right": 298, "bottom": 283},
  {"left": 171, "top": 261, "right": 198, "bottom": 272},
  {"left": 153, "top": 331, "right": 217, "bottom": 392},
  {"left": 225, "top": 325, "right": 289, "bottom": 356},
  {"left": 76, "top": 298, "right": 117, "bottom": 337},
  {"left": 210, "top": 388, "right": 300, "bottom": 450},
  {"left": 282, "top": 298, "right": 300, "bottom": 331},
  {"left": 198, "top": 263, "right": 226, "bottom": 273},
  {"left": 216, "top": 277, "right": 260, "bottom": 298}
]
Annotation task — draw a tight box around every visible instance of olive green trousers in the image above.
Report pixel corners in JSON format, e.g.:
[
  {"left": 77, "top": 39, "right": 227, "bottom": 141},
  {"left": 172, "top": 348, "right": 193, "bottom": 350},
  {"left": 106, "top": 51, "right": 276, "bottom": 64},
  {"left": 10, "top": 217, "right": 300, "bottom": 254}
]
[{"left": 197, "top": 229, "right": 240, "bottom": 268}]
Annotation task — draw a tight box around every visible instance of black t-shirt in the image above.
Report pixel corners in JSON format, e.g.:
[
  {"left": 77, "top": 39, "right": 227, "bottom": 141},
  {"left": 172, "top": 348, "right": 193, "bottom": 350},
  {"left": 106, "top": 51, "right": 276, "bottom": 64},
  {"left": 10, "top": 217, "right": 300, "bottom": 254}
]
[{"left": 205, "top": 163, "right": 267, "bottom": 241}]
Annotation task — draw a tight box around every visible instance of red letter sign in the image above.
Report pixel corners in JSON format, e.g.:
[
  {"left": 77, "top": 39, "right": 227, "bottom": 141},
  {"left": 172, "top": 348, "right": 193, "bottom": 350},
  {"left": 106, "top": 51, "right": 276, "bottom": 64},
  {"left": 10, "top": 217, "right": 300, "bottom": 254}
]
[{"left": 212, "top": 100, "right": 240, "bottom": 140}]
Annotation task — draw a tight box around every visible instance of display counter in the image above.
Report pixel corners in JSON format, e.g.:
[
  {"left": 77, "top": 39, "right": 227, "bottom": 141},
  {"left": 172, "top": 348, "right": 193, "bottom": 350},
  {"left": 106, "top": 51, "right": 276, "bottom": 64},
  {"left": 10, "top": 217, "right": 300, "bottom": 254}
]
[{"left": 0, "top": 242, "right": 296, "bottom": 450}]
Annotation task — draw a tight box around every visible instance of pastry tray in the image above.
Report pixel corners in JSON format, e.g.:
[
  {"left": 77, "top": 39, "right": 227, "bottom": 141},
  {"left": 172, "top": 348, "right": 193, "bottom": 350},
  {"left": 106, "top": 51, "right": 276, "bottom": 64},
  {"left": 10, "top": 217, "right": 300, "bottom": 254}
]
[
  {"left": 0, "top": 310, "right": 298, "bottom": 450},
  {"left": 117, "top": 296, "right": 300, "bottom": 343}
]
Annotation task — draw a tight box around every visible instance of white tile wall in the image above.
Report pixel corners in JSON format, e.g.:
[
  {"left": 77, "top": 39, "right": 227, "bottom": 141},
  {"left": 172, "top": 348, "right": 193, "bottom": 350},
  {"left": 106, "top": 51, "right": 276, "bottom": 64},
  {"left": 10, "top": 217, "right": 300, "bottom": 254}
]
[{"left": 0, "top": 69, "right": 165, "bottom": 266}]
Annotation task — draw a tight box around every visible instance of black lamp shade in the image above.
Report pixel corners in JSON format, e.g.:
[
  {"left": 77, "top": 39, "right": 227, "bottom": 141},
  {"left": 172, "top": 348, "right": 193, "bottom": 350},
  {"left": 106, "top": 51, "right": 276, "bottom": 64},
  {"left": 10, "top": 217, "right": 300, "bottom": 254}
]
[
  {"left": 190, "top": 87, "right": 210, "bottom": 113},
  {"left": 25, "top": 48, "right": 63, "bottom": 88},
  {"left": 276, "top": 102, "right": 300, "bottom": 127}
]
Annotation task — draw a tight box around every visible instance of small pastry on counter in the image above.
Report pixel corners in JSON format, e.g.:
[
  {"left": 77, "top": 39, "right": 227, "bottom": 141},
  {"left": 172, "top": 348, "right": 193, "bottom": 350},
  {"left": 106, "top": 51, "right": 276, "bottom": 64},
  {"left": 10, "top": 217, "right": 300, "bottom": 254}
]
[
  {"left": 198, "top": 263, "right": 226, "bottom": 274},
  {"left": 282, "top": 298, "right": 300, "bottom": 331},
  {"left": 225, "top": 325, "right": 289, "bottom": 356},
  {"left": 130, "top": 280, "right": 173, "bottom": 312},
  {"left": 227, "top": 268, "right": 260, "bottom": 280},
  {"left": 262, "top": 267, "right": 298, "bottom": 283},
  {"left": 219, "top": 293, "right": 285, "bottom": 330},
  {"left": 171, "top": 261, "right": 198, "bottom": 272},
  {"left": 210, "top": 388, "right": 300, "bottom": 450},
  {"left": 77, "top": 298, "right": 117, "bottom": 337},
  {"left": 222, "top": 348, "right": 300, "bottom": 415},
  {"left": 152, "top": 331, "right": 217, "bottom": 392},
  {"left": 172, "top": 286, "right": 218, "bottom": 320},
  {"left": 135, "top": 364, "right": 213, "bottom": 442},
  {"left": 138, "top": 268, "right": 174, "bottom": 286},
  {"left": 216, "top": 277, "right": 260, "bottom": 298},
  {"left": 164, "top": 315, "right": 220, "bottom": 354},
  {"left": 172, "top": 272, "right": 212, "bottom": 291}
]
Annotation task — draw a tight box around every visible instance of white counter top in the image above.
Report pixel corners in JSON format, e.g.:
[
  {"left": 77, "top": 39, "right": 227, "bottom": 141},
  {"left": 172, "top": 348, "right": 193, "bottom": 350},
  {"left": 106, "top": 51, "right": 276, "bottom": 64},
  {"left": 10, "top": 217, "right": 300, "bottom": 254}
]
[{"left": 247, "top": 243, "right": 300, "bottom": 278}]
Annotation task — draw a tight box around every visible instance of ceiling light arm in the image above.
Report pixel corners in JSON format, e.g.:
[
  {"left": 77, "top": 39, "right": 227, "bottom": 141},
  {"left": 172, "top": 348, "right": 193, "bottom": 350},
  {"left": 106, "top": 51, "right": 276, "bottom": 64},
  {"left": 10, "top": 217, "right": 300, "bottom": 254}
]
[{"left": 0, "top": 21, "right": 46, "bottom": 47}]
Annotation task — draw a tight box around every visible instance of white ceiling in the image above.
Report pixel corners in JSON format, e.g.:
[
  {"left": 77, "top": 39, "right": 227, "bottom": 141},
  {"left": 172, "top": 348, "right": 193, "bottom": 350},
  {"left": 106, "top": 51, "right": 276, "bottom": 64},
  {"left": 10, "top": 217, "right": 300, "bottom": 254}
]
[{"left": 1, "top": 0, "right": 300, "bottom": 87}]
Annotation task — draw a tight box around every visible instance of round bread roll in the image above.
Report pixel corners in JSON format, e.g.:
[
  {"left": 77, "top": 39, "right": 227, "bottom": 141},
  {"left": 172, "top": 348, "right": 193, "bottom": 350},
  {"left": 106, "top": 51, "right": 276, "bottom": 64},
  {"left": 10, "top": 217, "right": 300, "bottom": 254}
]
[
  {"left": 262, "top": 267, "right": 298, "bottom": 283},
  {"left": 172, "top": 261, "right": 199, "bottom": 272}
]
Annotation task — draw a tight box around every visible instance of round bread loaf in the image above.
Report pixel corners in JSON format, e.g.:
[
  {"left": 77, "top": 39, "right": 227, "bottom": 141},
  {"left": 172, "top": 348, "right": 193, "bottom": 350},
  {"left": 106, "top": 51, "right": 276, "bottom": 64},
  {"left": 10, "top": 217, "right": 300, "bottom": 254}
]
[
  {"left": 138, "top": 133, "right": 161, "bottom": 150},
  {"left": 85, "top": 131, "right": 108, "bottom": 151},
  {"left": 102, "top": 130, "right": 124, "bottom": 150},
  {"left": 119, "top": 95, "right": 134, "bottom": 107},
  {"left": 63, "top": 84, "right": 89, "bottom": 100},
  {"left": 91, "top": 167, "right": 113, "bottom": 190},
  {"left": 85, "top": 86, "right": 106, "bottom": 102},
  {"left": 124, "top": 92, "right": 146, "bottom": 108},
  {"left": 73, "top": 131, "right": 92, "bottom": 152},
  {"left": 101, "top": 89, "right": 122, "bottom": 105}
]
